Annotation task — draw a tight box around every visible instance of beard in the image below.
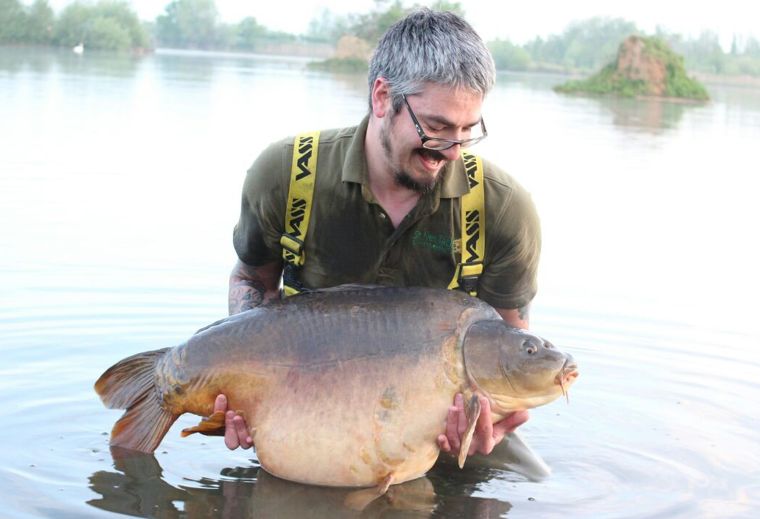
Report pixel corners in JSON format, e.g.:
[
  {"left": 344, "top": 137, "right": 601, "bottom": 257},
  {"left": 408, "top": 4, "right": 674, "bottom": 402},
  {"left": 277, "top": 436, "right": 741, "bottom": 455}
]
[
  {"left": 394, "top": 168, "right": 438, "bottom": 194},
  {"left": 380, "top": 119, "right": 445, "bottom": 194}
]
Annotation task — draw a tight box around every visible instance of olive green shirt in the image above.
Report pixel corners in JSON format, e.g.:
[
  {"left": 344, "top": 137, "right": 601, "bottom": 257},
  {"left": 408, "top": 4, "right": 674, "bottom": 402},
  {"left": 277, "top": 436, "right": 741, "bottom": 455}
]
[{"left": 233, "top": 116, "right": 541, "bottom": 310}]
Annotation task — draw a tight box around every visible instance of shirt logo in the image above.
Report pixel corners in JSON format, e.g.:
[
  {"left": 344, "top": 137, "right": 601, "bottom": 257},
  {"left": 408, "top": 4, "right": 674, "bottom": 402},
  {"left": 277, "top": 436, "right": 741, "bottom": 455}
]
[{"left": 412, "top": 231, "right": 454, "bottom": 254}]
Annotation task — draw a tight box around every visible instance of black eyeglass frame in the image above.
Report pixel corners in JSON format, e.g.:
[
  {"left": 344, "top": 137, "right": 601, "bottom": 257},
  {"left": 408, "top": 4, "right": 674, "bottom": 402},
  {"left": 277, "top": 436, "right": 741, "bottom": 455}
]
[{"left": 401, "top": 94, "right": 488, "bottom": 151}]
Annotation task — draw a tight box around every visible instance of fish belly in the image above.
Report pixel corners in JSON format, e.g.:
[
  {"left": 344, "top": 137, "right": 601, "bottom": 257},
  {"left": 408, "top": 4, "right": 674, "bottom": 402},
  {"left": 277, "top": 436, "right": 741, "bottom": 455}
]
[
  {"left": 251, "top": 354, "right": 456, "bottom": 487},
  {"left": 174, "top": 287, "right": 492, "bottom": 486}
]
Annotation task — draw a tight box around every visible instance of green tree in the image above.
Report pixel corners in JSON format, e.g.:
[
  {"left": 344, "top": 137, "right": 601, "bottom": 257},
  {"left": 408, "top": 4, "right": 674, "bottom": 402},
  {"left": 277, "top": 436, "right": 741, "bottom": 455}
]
[
  {"left": 0, "top": 0, "right": 25, "bottom": 43},
  {"left": 52, "top": 2, "right": 89, "bottom": 46},
  {"left": 744, "top": 37, "right": 760, "bottom": 58},
  {"left": 156, "top": 0, "right": 218, "bottom": 49},
  {"left": 22, "top": 0, "right": 54, "bottom": 44},
  {"left": 523, "top": 17, "right": 639, "bottom": 71},
  {"left": 306, "top": 8, "right": 350, "bottom": 43},
  {"left": 428, "top": 0, "right": 465, "bottom": 17},
  {"left": 666, "top": 30, "right": 726, "bottom": 74},
  {"left": 94, "top": 0, "right": 149, "bottom": 48},
  {"left": 350, "top": 0, "right": 411, "bottom": 44},
  {"left": 234, "top": 16, "right": 266, "bottom": 50},
  {"left": 87, "top": 16, "right": 130, "bottom": 50},
  {"left": 489, "top": 39, "right": 531, "bottom": 71},
  {"left": 52, "top": 1, "right": 149, "bottom": 51}
]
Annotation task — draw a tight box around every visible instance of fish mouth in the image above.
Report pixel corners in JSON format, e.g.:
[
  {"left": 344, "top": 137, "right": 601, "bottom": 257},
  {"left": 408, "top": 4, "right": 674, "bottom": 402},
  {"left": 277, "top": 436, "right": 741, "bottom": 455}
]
[{"left": 555, "top": 358, "right": 579, "bottom": 403}]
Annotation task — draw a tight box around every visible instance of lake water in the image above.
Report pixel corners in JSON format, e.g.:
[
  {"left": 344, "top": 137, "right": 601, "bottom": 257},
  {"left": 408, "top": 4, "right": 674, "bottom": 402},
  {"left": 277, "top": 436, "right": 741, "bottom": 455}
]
[{"left": 1, "top": 47, "right": 759, "bottom": 518}]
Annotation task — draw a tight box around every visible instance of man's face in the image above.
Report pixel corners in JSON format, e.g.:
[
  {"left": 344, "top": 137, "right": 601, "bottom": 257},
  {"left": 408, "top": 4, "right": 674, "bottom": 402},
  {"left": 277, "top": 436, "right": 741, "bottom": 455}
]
[{"left": 380, "top": 83, "right": 484, "bottom": 193}]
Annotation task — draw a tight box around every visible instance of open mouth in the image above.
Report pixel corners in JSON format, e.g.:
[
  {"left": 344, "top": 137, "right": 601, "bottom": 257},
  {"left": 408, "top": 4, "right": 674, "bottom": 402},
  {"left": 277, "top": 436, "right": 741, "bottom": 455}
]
[{"left": 416, "top": 148, "right": 445, "bottom": 171}]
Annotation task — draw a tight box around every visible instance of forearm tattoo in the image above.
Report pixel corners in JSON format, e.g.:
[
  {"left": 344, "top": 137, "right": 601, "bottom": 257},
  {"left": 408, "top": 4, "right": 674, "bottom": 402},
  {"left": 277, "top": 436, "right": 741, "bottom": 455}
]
[
  {"left": 518, "top": 303, "right": 530, "bottom": 322},
  {"left": 228, "top": 279, "right": 267, "bottom": 315}
]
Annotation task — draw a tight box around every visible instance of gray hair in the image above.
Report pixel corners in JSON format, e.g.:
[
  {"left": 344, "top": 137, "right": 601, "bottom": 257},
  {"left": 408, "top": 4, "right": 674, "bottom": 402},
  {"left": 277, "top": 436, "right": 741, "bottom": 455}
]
[{"left": 367, "top": 9, "right": 495, "bottom": 112}]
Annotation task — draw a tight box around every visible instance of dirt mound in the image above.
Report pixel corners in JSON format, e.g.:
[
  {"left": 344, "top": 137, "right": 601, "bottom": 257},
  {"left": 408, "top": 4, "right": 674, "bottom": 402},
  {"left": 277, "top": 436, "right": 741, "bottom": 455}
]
[
  {"left": 616, "top": 36, "right": 667, "bottom": 95},
  {"left": 555, "top": 35, "right": 709, "bottom": 100}
]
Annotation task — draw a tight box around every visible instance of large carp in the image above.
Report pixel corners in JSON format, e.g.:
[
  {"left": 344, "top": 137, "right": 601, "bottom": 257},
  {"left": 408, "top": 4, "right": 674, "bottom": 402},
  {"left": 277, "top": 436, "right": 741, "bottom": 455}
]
[{"left": 95, "top": 286, "right": 578, "bottom": 492}]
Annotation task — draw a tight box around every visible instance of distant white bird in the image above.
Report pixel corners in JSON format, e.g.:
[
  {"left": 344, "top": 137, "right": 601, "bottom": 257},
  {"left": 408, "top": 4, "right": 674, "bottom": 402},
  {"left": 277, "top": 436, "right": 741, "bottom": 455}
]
[{"left": 73, "top": 43, "right": 84, "bottom": 54}]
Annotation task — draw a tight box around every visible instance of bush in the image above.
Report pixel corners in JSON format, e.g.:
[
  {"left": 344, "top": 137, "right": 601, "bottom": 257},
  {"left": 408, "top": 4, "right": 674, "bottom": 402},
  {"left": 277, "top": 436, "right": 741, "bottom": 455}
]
[
  {"left": 0, "top": 0, "right": 26, "bottom": 43},
  {"left": 52, "top": 0, "right": 148, "bottom": 50},
  {"left": 87, "top": 16, "right": 130, "bottom": 50},
  {"left": 489, "top": 39, "right": 531, "bottom": 71}
]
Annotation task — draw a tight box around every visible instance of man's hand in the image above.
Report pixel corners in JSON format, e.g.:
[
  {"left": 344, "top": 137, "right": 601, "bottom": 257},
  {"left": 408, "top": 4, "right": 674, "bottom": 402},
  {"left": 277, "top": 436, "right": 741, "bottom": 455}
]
[
  {"left": 437, "top": 393, "right": 529, "bottom": 456},
  {"left": 214, "top": 394, "right": 253, "bottom": 450}
]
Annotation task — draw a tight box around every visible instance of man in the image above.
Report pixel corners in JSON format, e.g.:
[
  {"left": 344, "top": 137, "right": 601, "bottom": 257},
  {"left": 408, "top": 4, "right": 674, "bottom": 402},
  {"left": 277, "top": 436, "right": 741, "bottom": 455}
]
[{"left": 218, "top": 9, "right": 541, "bottom": 461}]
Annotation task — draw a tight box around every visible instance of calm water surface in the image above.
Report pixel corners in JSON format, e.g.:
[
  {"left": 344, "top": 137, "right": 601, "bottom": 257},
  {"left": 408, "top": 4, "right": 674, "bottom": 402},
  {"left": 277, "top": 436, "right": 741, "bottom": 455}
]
[{"left": 1, "top": 47, "right": 759, "bottom": 518}]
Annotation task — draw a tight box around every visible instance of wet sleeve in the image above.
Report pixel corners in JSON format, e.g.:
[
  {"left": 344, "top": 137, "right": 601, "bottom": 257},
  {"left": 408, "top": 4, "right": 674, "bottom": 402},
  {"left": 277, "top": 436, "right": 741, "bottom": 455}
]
[
  {"left": 477, "top": 163, "right": 542, "bottom": 310},
  {"left": 232, "top": 140, "right": 290, "bottom": 266}
]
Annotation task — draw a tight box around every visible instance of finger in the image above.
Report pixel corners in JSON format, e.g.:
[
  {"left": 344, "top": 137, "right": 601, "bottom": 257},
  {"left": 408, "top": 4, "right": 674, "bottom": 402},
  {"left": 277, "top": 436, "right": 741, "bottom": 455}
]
[
  {"left": 473, "top": 396, "right": 494, "bottom": 455},
  {"left": 455, "top": 393, "right": 467, "bottom": 436},
  {"left": 491, "top": 410, "right": 530, "bottom": 449},
  {"left": 506, "top": 409, "right": 530, "bottom": 431},
  {"left": 445, "top": 405, "right": 461, "bottom": 452},
  {"left": 494, "top": 409, "right": 530, "bottom": 437},
  {"left": 214, "top": 394, "right": 227, "bottom": 414},
  {"left": 224, "top": 410, "right": 239, "bottom": 450},
  {"left": 437, "top": 434, "right": 451, "bottom": 453},
  {"left": 233, "top": 415, "right": 252, "bottom": 450}
]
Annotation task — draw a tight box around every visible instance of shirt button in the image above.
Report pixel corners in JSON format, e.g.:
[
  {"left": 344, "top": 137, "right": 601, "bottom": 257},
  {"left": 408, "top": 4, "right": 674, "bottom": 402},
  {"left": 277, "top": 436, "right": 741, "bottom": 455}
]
[{"left": 379, "top": 212, "right": 387, "bottom": 219}]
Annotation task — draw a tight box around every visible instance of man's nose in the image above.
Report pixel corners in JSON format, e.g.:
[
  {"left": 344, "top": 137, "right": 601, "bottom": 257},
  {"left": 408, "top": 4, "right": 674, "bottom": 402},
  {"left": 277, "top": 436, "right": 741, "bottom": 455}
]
[{"left": 439, "top": 144, "right": 461, "bottom": 161}]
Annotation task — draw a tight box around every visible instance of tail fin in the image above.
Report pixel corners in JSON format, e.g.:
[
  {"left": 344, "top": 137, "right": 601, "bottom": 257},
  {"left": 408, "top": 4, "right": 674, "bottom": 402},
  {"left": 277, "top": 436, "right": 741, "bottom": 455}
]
[{"left": 95, "top": 348, "right": 177, "bottom": 453}]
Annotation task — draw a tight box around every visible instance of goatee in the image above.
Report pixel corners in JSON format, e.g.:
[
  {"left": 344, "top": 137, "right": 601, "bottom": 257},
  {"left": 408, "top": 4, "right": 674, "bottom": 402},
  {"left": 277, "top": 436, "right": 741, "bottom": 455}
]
[{"left": 394, "top": 169, "right": 438, "bottom": 194}]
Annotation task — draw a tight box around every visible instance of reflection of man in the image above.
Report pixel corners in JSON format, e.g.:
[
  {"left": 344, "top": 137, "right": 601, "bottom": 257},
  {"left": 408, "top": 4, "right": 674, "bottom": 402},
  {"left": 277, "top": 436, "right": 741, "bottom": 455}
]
[{"left": 218, "top": 9, "right": 540, "bottom": 460}]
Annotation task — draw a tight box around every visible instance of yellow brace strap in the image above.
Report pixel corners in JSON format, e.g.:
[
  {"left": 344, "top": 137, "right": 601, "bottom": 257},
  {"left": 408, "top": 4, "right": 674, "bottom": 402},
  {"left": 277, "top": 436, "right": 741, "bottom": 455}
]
[
  {"left": 448, "top": 151, "right": 485, "bottom": 297},
  {"left": 281, "top": 131, "right": 320, "bottom": 296}
]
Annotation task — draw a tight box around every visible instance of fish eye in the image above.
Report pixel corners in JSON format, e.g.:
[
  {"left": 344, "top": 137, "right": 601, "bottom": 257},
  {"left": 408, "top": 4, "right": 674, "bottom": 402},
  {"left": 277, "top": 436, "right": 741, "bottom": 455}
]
[{"left": 523, "top": 340, "right": 537, "bottom": 355}]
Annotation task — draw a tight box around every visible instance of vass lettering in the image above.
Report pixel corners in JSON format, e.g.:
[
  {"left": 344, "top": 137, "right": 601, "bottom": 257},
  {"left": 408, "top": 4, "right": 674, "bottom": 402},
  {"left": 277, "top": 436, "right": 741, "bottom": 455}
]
[
  {"left": 295, "top": 136, "right": 314, "bottom": 181},
  {"left": 464, "top": 153, "right": 479, "bottom": 189},
  {"left": 287, "top": 198, "right": 307, "bottom": 238},
  {"left": 464, "top": 209, "right": 480, "bottom": 262}
]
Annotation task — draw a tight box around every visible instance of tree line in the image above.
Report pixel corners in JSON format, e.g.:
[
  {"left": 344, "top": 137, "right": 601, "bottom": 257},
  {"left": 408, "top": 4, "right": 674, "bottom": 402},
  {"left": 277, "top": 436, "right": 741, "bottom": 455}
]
[
  {"left": 0, "top": 0, "right": 297, "bottom": 52},
  {"left": 1, "top": 0, "right": 147, "bottom": 50},
  {"left": 307, "top": 1, "right": 760, "bottom": 77},
  {"left": 2, "top": 0, "right": 759, "bottom": 76},
  {"left": 488, "top": 18, "right": 760, "bottom": 77}
]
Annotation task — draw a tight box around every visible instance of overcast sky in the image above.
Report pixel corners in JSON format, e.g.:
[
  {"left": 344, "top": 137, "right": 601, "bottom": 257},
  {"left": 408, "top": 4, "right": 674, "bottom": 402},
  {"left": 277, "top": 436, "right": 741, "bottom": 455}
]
[{"left": 42, "top": 0, "right": 759, "bottom": 48}]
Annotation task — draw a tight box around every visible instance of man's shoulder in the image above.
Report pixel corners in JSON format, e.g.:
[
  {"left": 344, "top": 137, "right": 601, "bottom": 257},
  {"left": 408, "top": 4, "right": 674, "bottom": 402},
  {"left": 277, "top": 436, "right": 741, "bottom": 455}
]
[
  {"left": 245, "top": 121, "right": 362, "bottom": 194},
  {"left": 473, "top": 155, "right": 537, "bottom": 222},
  {"left": 477, "top": 155, "right": 525, "bottom": 193},
  {"left": 263, "top": 123, "right": 360, "bottom": 154}
]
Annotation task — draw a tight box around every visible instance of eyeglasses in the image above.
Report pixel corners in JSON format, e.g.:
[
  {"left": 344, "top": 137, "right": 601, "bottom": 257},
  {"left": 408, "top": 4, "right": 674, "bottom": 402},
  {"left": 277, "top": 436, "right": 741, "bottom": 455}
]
[{"left": 402, "top": 94, "right": 488, "bottom": 151}]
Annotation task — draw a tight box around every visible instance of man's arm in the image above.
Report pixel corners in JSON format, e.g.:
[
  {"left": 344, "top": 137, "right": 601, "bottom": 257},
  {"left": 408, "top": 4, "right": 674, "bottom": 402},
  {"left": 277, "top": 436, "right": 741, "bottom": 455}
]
[
  {"left": 495, "top": 303, "right": 530, "bottom": 330},
  {"left": 222, "top": 259, "right": 282, "bottom": 449},
  {"left": 228, "top": 259, "right": 283, "bottom": 315},
  {"left": 437, "top": 303, "right": 531, "bottom": 457}
]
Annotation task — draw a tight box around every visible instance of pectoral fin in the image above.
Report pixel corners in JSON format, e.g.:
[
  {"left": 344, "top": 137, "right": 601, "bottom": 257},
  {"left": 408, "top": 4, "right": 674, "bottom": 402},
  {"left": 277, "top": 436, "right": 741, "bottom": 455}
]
[
  {"left": 458, "top": 395, "right": 481, "bottom": 469},
  {"left": 344, "top": 474, "right": 394, "bottom": 511},
  {"left": 181, "top": 410, "right": 244, "bottom": 437}
]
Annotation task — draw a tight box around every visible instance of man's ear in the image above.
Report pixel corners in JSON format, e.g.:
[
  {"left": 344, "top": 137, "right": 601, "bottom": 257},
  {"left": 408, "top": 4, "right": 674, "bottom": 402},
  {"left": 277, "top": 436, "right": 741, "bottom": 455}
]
[{"left": 370, "top": 77, "right": 392, "bottom": 118}]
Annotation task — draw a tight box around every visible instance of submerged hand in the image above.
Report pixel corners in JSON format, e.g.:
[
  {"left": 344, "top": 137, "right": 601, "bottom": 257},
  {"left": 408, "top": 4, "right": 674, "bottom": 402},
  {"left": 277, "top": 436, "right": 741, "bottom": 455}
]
[
  {"left": 437, "top": 393, "right": 529, "bottom": 456},
  {"left": 214, "top": 394, "right": 253, "bottom": 450}
]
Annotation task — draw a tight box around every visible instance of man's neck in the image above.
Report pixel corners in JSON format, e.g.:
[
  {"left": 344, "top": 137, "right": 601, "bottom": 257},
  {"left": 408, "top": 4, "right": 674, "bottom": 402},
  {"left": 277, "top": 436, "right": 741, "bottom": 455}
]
[{"left": 365, "top": 118, "right": 421, "bottom": 228}]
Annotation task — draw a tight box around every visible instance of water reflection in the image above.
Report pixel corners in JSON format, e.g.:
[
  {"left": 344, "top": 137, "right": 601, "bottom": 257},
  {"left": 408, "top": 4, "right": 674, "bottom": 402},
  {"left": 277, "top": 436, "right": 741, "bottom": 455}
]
[
  {"left": 0, "top": 47, "right": 144, "bottom": 77},
  {"left": 598, "top": 95, "right": 696, "bottom": 132},
  {"left": 0, "top": 47, "right": 55, "bottom": 74},
  {"left": 309, "top": 69, "right": 369, "bottom": 97},
  {"left": 87, "top": 448, "right": 512, "bottom": 518}
]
